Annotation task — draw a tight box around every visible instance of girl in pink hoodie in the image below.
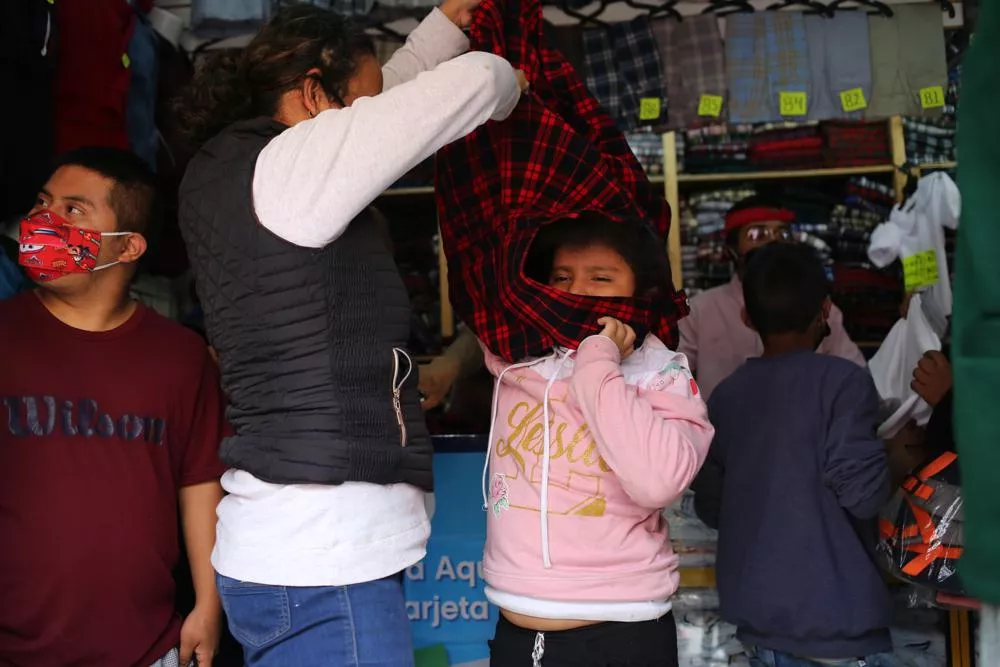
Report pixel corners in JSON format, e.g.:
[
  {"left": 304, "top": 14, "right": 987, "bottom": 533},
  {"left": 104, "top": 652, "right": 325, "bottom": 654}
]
[{"left": 481, "top": 216, "right": 715, "bottom": 667}]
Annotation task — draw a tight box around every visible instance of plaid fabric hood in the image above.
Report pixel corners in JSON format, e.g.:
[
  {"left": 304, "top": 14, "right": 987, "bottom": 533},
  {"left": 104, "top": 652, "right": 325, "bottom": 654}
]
[{"left": 435, "top": 0, "right": 687, "bottom": 362}]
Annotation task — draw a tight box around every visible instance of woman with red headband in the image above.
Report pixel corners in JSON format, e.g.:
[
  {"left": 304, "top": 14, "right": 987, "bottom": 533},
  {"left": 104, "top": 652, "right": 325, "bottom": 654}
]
[{"left": 678, "top": 196, "right": 865, "bottom": 399}]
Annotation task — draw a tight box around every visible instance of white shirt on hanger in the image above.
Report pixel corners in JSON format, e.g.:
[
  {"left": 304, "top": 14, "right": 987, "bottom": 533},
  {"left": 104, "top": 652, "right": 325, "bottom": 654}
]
[{"left": 868, "top": 171, "right": 961, "bottom": 338}]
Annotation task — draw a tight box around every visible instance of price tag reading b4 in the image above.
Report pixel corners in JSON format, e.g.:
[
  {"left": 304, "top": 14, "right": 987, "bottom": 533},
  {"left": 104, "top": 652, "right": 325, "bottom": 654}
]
[
  {"left": 698, "top": 94, "right": 724, "bottom": 118},
  {"left": 779, "top": 91, "right": 808, "bottom": 117},
  {"left": 920, "top": 86, "right": 946, "bottom": 110},
  {"left": 839, "top": 88, "right": 868, "bottom": 113}
]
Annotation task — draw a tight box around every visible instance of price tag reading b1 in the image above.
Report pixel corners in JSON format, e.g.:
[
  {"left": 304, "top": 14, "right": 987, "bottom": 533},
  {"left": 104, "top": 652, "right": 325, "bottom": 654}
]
[
  {"left": 698, "top": 94, "right": 724, "bottom": 118},
  {"left": 639, "top": 98, "right": 662, "bottom": 121},
  {"left": 920, "top": 86, "right": 946, "bottom": 110},
  {"left": 902, "top": 250, "right": 941, "bottom": 291},
  {"left": 779, "top": 91, "right": 808, "bottom": 117},
  {"left": 839, "top": 87, "right": 868, "bottom": 113}
]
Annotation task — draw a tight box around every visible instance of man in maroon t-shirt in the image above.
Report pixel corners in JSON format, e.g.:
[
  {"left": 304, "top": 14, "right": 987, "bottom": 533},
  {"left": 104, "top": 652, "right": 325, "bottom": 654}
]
[{"left": 0, "top": 147, "right": 227, "bottom": 667}]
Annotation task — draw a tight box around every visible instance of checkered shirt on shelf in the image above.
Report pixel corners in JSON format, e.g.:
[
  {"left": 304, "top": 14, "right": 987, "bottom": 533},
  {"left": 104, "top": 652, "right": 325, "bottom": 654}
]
[
  {"left": 583, "top": 28, "right": 621, "bottom": 122},
  {"left": 651, "top": 15, "right": 727, "bottom": 129},
  {"left": 435, "top": 0, "right": 687, "bottom": 362},
  {"left": 611, "top": 18, "right": 667, "bottom": 132},
  {"left": 726, "top": 13, "right": 770, "bottom": 123},
  {"left": 764, "top": 11, "right": 811, "bottom": 117}
]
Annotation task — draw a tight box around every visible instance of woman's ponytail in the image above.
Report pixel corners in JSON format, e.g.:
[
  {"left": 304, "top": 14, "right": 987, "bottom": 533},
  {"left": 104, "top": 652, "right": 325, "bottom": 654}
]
[{"left": 172, "top": 49, "right": 254, "bottom": 150}]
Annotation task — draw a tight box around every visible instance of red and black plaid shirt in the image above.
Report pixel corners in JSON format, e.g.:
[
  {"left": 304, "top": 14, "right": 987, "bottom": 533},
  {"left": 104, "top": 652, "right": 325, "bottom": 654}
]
[{"left": 435, "top": 0, "right": 686, "bottom": 362}]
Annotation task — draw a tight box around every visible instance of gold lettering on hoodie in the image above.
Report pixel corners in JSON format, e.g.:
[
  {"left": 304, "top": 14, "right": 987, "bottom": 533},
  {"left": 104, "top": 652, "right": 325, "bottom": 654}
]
[{"left": 494, "top": 400, "right": 610, "bottom": 516}]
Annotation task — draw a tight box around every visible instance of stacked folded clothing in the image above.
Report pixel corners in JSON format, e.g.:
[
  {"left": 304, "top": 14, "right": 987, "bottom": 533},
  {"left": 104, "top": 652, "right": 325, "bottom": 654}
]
[
  {"left": 903, "top": 117, "right": 956, "bottom": 165},
  {"left": 682, "top": 123, "right": 754, "bottom": 174},
  {"left": 831, "top": 265, "right": 901, "bottom": 344},
  {"left": 625, "top": 130, "right": 665, "bottom": 177},
  {"left": 681, "top": 188, "right": 755, "bottom": 293},
  {"left": 828, "top": 176, "right": 902, "bottom": 342},
  {"left": 822, "top": 120, "right": 892, "bottom": 168},
  {"left": 748, "top": 122, "right": 823, "bottom": 170}
]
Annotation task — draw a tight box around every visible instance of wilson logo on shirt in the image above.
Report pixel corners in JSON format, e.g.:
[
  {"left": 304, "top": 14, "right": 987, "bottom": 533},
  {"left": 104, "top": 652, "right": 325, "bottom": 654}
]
[{"left": 3, "top": 395, "right": 166, "bottom": 445}]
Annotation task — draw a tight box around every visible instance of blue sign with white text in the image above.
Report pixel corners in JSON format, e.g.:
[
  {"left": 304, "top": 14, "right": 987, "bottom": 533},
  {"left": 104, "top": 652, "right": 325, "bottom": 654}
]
[{"left": 406, "top": 439, "right": 495, "bottom": 664}]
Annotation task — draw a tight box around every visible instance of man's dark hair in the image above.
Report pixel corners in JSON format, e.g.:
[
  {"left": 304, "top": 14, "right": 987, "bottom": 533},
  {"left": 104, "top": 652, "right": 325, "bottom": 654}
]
[
  {"left": 743, "top": 242, "right": 829, "bottom": 336},
  {"left": 53, "top": 147, "right": 160, "bottom": 236},
  {"left": 525, "top": 213, "right": 671, "bottom": 299}
]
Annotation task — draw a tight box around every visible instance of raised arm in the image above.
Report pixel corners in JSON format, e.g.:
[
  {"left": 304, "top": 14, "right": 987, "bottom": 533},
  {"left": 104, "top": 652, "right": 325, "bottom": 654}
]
[
  {"left": 381, "top": 6, "right": 469, "bottom": 90},
  {"left": 253, "top": 51, "right": 521, "bottom": 248},
  {"left": 570, "top": 335, "right": 714, "bottom": 510}
]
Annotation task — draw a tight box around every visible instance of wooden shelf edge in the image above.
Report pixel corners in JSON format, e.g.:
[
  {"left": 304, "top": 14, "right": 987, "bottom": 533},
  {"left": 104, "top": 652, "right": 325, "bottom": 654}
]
[{"left": 678, "top": 164, "right": 896, "bottom": 184}]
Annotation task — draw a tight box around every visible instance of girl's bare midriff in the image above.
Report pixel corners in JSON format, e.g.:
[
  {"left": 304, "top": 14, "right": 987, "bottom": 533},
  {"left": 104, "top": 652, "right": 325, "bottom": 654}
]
[{"left": 501, "top": 609, "right": 602, "bottom": 632}]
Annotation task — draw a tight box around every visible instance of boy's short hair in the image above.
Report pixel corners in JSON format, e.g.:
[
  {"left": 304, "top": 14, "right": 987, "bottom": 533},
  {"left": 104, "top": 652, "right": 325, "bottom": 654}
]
[
  {"left": 743, "top": 242, "right": 828, "bottom": 335},
  {"left": 52, "top": 147, "right": 160, "bottom": 235},
  {"left": 525, "top": 213, "right": 671, "bottom": 299}
]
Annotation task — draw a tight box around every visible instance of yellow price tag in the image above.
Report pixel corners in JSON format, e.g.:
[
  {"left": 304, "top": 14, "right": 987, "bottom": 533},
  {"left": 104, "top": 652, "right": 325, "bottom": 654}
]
[
  {"left": 697, "top": 94, "right": 724, "bottom": 118},
  {"left": 839, "top": 88, "right": 868, "bottom": 113},
  {"left": 919, "top": 86, "right": 946, "bottom": 110},
  {"left": 121, "top": 53, "right": 131, "bottom": 68},
  {"left": 779, "top": 91, "right": 808, "bottom": 117},
  {"left": 638, "top": 98, "right": 661, "bottom": 122},
  {"left": 902, "top": 250, "right": 940, "bottom": 291}
]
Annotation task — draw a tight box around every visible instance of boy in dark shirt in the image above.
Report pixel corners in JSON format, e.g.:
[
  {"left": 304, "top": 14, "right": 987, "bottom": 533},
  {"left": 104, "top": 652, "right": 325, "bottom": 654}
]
[{"left": 693, "top": 243, "right": 894, "bottom": 667}]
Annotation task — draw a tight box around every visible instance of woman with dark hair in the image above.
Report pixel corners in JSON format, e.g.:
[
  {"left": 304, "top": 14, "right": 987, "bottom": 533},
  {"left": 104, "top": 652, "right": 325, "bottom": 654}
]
[{"left": 174, "top": 2, "right": 524, "bottom": 664}]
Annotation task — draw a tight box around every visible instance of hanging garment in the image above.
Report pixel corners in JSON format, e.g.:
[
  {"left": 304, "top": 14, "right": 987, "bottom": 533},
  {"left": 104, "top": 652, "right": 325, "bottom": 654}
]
[
  {"left": 650, "top": 15, "right": 726, "bottom": 130},
  {"left": 953, "top": 0, "right": 1000, "bottom": 607},
  {"left": 582, "top": 28, "right": 622, "bottom": 122},
  {"left": 609, "top": 18, "right": 666, "bottom": 132},
  {"left": 867, "top": 5, "right": 948, "bottom": 120},
  {"left": 868, "top": 171, "right": 960, "bottom": 337},
  {"left": 543, "top": 23, "right": 586, "bottom": 80},
  {"left": 820, "top": 12, "right": 873, "bottom": 121},
  {"left": 126, "top": 10, "right": 159, "bottom": 171},
  {"left": 803, "top": 15, "right": 842, "bottom": 121},
  {"left": 725, "top": 14, "right": 770, "bottom": 124},
  {"left": 763, "top": 12, "right": 810, "bottom": 123},
  {"left": 190, "top": 0, "right": 271, "bottom": 39},
  {"left": 868, "top": 294, "right": 941, "bottom": 439},
  {"left": 54, "top": 0, "right": 134, "bottom": 155},
  {"left": 435, "top": 0, "right": 687, "bottom": 362}
]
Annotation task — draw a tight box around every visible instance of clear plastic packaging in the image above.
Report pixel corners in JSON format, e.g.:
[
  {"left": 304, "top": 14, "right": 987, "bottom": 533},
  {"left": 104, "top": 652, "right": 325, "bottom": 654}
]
[{"left": 877, "top": 451, "right": 965, "bottom": 597}]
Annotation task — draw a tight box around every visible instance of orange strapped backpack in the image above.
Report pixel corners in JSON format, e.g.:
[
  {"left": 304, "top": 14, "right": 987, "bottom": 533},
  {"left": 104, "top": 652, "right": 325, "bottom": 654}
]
[{"left": 877, "top": 451, "right": 966, "bottom": 596}]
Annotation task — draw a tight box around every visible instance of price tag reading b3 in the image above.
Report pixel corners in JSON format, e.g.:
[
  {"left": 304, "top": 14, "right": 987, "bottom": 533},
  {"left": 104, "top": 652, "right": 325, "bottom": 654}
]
[
  {"left": 902, "top": 250, "right": 940, "bottom": 291},
  {"left": 638, "top": 98, "right": 662, "bottom": 121},
  {"left": 919, "top": 86, "right": 946, "bottom": 110},
  {"left": 779, "top": 91, "right": 808, "bottom": 117},
  {"left": 698, "top": 94, "right": 724, "bottom": 118},
  {"left": 839, "top": 88, "right": 868, "bottom": 113}
]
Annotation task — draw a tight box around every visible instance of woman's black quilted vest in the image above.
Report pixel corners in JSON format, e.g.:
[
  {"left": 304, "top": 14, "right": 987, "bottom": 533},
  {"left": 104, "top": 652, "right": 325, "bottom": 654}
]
[{"left": 178, "top": 117, "right": 432, "bottom": 490}]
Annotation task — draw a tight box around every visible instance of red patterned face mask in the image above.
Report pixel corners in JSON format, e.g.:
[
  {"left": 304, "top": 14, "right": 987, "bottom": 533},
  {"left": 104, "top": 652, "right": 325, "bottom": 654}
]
[{"left": 18, "top": 211, "right": 128, "bottom": 283}]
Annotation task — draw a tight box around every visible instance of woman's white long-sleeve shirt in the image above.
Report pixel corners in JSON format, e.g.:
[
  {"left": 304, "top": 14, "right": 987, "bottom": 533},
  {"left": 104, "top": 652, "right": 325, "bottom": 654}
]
[{"left": 212, "top": 8, "right": 521, "bottom": 587}]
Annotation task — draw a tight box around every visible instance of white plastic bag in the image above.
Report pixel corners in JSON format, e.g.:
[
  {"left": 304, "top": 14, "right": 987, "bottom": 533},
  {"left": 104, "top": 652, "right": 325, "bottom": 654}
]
[{"left": 868, "top": 294, "right": 941, "bottom": 438}]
